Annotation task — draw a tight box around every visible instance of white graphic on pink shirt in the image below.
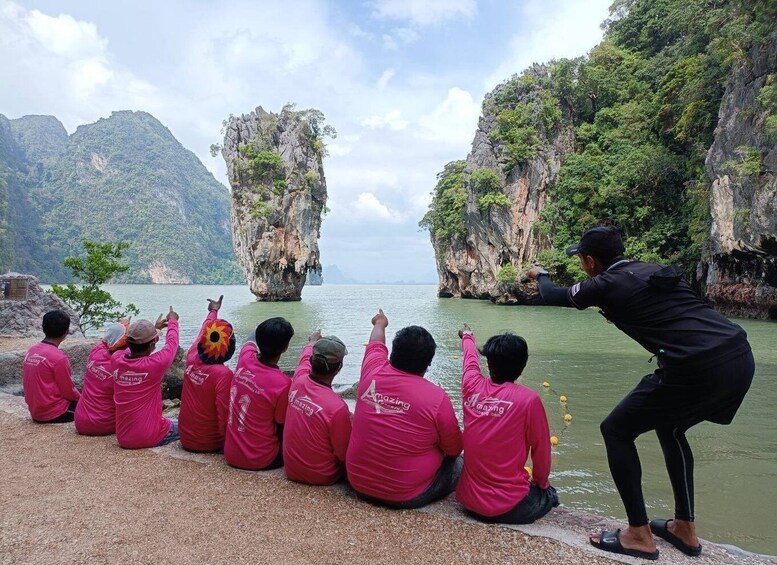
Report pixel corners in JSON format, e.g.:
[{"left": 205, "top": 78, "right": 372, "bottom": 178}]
[
  {"left": 360, "top": 380, "right": 410, "bottom": 414},
  {"left": 289, "top": 390, "right": 324, "bottom": 417},
  {"left": 184, "top": 365, "right": 209, "bottom": 386},
  {"left": 24, "top": 353, "right": 47, "bottom": 366},
  {"left": 115, "top": 371, "right": 148, "bottom": 386},
  {"left": 87, "top": 360, "right": 115, "bottom": 381},
  {"left": 232, "top": 368, "right": 264, "bottom": 395},
  {"left": 464, "top": 393, "right": 514, "bottom": 417}
]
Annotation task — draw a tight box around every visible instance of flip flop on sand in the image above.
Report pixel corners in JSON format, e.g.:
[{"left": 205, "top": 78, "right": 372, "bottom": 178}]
[
  {"left": 589, "top": 529, "right": 659, "bottom": 561},
  {"left": 650, "top": 519, "right": 703, "bottom": 557}
]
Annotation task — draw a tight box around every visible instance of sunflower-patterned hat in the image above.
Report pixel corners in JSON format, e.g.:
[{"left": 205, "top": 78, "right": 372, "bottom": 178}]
[{"left": 197, "top": 319, "right": 236, "bottom": 364}]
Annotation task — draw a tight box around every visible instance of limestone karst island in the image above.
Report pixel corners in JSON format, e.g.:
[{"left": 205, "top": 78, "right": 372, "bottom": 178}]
[{"left": 1, "top": 1, "right": 776, "bottom": 564}]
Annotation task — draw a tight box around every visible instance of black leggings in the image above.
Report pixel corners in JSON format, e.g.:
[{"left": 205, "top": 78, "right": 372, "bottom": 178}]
[
  {"left": 600, "top": 351, "right": 754, "bottom": 527},
  {"left": 35, "top": 400, "right": 77, "bottom": 424}
]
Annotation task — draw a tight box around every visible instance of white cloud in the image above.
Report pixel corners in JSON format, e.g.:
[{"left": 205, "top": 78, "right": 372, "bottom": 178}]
[
  {"left": 346, "top": 192, "right": 405, "bottom": 223},
  {"left": 360, "top": 109, "right": 409, "bottom": 131},
  {"left": 485, "top": 0, "right": 611, "bottom": 89},
  {"left": 25, "top": 9, "right": 106, "bottom": 56},
  {"left": 417, "top": 87, "right": 481, "bottom": 145},
  {"left": 371, "top": 0, "right": 477, "bottom": 26},
  {"left": 377, "top": 68, "right": 396, "bottom": 90}
]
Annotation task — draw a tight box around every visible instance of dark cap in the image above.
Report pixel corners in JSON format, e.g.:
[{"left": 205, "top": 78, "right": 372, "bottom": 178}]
[
  {"left": 565, "top": 226, "right": 625, "bottom": 259},
  {"left": 312, "top": 336, "right": 348, "bottom": 366},
  {"left": 126, "top": 320, "right": 158, "bottom": 345}
]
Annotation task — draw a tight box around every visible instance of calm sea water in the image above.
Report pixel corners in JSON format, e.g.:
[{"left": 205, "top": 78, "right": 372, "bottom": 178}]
[{"left": 102, "top": 283, "right": 777, "bottom": 554}]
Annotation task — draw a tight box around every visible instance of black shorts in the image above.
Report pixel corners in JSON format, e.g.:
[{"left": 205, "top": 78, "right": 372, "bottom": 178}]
[{"left": 605, "top": 350, "right": 754, "bottom": 436}]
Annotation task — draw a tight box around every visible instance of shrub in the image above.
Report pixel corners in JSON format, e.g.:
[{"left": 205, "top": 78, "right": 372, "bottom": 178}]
[{"left": 497, "top": 264, "right": 518, "bottom": 284}]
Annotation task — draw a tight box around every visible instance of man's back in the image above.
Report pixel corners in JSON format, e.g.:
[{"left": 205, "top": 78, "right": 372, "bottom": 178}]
[
  {"left": 223, "top": 342, "right": 290, "bottom": 470},
  {"left": 569, "top": 261, "right": 750, "bottom": 368},
  {"left": 346, "top": 342, "right": 462, "bottom": 501},
  {"left": 114, "top": 319, "right": 179, "bottom": 449},
  {"left": 456, "top": 334, "right": 551, "bottom": 516},
  {"left": 23, "top": 342, "right": 78, "bottom": 422}
]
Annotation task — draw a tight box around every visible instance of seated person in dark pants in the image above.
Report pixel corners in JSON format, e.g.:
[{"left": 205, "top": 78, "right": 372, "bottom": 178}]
[
  {"left": 346, "top": 309, "right": 463, "bottom": 509},
  {"left": 527, "top": 225, "right": 754, "bottom": 561},
  {"left": 22, "top": 310, "right": 80, "bottom": 423},
  {"left": 456, "top": 325, "right": 558, "bottom": 524}
]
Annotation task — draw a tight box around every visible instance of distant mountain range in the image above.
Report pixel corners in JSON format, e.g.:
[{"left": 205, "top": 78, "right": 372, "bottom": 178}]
[{"left": 0, "top": 111, "right": 242, "bottom": 284}]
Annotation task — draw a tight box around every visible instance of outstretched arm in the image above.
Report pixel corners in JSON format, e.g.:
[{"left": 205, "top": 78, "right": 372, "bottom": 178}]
[
  {"left": 527, "top": 267, "right": 574, "bottom": 307},
  {"left": 189, "top": 295, "right": 223, "bottom": 355},
  {"left": 369, "top": 309, "right": 388, "bottom": 343}
]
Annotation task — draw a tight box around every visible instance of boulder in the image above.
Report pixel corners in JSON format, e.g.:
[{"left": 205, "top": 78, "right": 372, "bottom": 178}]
[{"left": 0, "top": 273, "right": 80, "bottom": 337}]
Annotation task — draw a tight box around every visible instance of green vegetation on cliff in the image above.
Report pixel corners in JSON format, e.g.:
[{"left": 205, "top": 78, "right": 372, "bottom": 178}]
[
  {"left": 424, "top": 0, "right": 776, "bottom": 285},
  {"left": 0, "top": 111, "right": 242, "bottom": 283}
]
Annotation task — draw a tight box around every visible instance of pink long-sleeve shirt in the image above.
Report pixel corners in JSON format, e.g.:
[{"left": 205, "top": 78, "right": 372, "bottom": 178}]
[
  {"left": 346, "top": 342, "right": 463, "bottom": 502},
  {"left": 179, "top": 310, "right": 233, "bottom": 452},
  {"left": 74, "top": 342, "right": 125, "bottom": 435},
  {"left": 113, "top": 319, "right": 179, "bottom": 449},
  {"left": 283, "top": 344, "right": 352, "bottom": 485},
  {"left": 223, "top": 342, "right": 292, "bottom": 470},
  {"left": 455, "top": 333, "right": 552, "bottom": 517},
  {"left": 22, "top": 342, "right": 80, "bottom": 422}
]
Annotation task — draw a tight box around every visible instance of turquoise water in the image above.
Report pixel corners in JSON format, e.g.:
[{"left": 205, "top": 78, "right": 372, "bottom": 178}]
[{"left": 102, "top": 283, "right": 777, "bottom": 554}]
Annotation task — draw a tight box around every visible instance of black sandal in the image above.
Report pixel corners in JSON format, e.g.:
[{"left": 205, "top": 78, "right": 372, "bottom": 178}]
[
  {"left": 650, "top": 519, "right": 702, "bottom": 557},
  {"left": 590, "top": 529, "right": 659, "bottom": 561}
]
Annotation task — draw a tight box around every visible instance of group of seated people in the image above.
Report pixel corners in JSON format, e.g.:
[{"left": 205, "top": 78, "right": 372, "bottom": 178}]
[{"left": 22, "top": 296, "right": 559, "bottom": 525}]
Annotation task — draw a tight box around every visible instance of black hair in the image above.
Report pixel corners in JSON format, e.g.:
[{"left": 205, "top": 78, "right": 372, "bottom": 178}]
[
  {"left": 390, "top": 325, "right": 436, "bottom": 376},
  {"left": 480, "top": 333, "right": 528, "bottom": 384},
  {"left": 127, "top": 340, "right": 154, "bottom": 356},
  {"left": 255, "top": 317, "right": 294, "bottom": 359},
  {"left": 310, "top": 354, "right": 342, "bottom": 377},
  {"left": 42, "top": 310, "right": 70, "bottom": 339}
]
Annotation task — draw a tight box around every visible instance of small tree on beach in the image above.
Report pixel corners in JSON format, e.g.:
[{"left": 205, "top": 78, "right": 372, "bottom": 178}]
[{"left": 52, "top": 241, "right": 140, "bottom": 336}]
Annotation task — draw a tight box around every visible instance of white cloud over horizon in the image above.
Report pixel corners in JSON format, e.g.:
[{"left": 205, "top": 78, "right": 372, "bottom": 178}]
[{"left": 1, "top": 0, "right": 612, "bottom": 283}]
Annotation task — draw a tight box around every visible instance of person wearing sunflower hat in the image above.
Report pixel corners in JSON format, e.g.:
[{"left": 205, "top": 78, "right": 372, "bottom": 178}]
[
  {"left": 179, "top": 295, "right": 236, "bottom": 453},
  {"left": 74, "top": 320, "right": 130, "bottom": 436}
]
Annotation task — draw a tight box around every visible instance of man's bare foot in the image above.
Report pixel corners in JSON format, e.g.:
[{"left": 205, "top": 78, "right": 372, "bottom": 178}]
[
  {"left": 590, "top": 525, "right": 657, "bottom": 554},
  {"left": 667, "top": 519, "right": 700, "bottom": 549}
]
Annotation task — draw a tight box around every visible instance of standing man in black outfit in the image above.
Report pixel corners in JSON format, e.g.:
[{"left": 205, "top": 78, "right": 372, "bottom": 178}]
[{"left": 527, "top": 226, "right": 754, "bottom": 561}]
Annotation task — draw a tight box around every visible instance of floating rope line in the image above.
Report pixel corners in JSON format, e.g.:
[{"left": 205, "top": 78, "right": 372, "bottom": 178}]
[{"left": 541, "top": 381, "right": 572, "bottom": 446}]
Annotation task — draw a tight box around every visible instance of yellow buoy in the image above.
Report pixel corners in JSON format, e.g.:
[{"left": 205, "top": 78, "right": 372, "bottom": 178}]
[
  {"left": 550, "top": 436, "right": 559, "bottom": 446},
  {"left": 564, "top": 414, "right": 573, "bottom": 423},
  {"left": 362, "top": 343, "right": 369, "bottom": 346},
  {"left": 452, "top": 355, "right": 460, "bottom": 360},
  {"left": 542, "top": 381, "right": 550, "bottom": 388},
  {"left": 524, "top": 466, "right": 533, "bottom": 476},
  {"left": 559, "top": 395, "right": 568, "bottom": 403}
]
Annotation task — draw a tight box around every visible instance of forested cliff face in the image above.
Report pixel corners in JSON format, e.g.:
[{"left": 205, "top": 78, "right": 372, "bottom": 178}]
[
  {"left": 0, "top": 111, "right": 242, "bottom": 284},
  {"left": 423, "top": 0, "right": 777, "bottom": 317},
  {"left": 421, "top": 66, "right": 574, "bottom": 301},
  {"left": 702, "top": 30, "right": 777, "bottom": 319},
  {"left": 221, "top": 105, "right": 329, "bottom": 301}
]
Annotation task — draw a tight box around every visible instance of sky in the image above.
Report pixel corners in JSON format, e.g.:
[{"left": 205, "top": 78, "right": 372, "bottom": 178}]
[{"left": 0, "top": 0, "right": 612, "bottom": 283}]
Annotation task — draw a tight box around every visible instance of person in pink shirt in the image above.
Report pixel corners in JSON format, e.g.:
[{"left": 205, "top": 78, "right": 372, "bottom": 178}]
[
  {"left": 346, "top": 309, "right": 463, "bottom": 509},
  {"left": 114, "top": 307, "right": 180, "bottom": 449},
  {"left": 456, "top": 324, "right": 558, "bottom": 524},
  {"left": 179, "top": 295, "right": 235, "bottom": 453},
  {"left": 74, "top": 321, "right": 129, "bottom": 435},
  {"left": 284, "top": 331, "right": 352, "bottom": 485},
  {"left": 23, "top": 310, "right": 80, "bottom": 423},
  {"left": 223, "top": 317, "right": 295, "bottom": 471}
]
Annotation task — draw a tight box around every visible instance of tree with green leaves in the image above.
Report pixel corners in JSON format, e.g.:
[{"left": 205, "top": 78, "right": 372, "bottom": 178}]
[{"left": 52, "top": 241, "right": 140, "bottom": 336}]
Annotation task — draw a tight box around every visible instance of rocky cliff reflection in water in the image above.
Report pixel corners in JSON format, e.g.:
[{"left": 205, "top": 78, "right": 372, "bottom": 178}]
[{"left": 100, "top": 283, "right": 777, "bottom": 554}]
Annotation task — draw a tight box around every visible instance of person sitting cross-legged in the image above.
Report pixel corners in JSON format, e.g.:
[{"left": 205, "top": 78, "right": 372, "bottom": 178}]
[
  {"left": 23, "top": 310, "right": 80, "bottom": 424},
  {"left": 74, "top": 320, "right": 129, "bottom": 436},
  {"left": 114, "top": 307, "right": 180, "bottom": 449},
  {"left": 179, "top": 295, "right": 235, "bottom": 453},
  {"left": 456, "top": 325, "right": 558, "bottom": 525},
  {"left": 283, "top": 331, "right": 352, "bottom": 485},
  {"left": 346, "top": 309, "right": 463, "bottom": 509},
  {"left": 223, "top": 317, "right": 296, "bottom": 471}
]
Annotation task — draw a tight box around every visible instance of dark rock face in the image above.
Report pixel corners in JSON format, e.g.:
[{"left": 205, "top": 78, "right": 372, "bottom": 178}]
[
  {"left": 431, "top": 66, "right": 575, "bottom": 302},
  {"left": 222, "top": 106, "right": 327, "bottom": 301},
  {"left": 0, "top": 273, "right": 79, "bottom": 338},
  {"left": 703, "top": 31, "right": 777, "bottom": 319}
]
